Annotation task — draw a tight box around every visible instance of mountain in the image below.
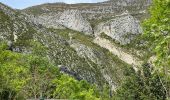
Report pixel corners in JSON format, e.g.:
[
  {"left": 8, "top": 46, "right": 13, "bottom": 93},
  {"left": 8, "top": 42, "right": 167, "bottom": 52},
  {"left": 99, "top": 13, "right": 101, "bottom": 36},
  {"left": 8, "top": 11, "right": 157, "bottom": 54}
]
[
  {"left": 22, "top": 0, "right": 151, "bottom": 30},
  {"left": 0, "top": 0, "right": 152, "bottom": 92}
]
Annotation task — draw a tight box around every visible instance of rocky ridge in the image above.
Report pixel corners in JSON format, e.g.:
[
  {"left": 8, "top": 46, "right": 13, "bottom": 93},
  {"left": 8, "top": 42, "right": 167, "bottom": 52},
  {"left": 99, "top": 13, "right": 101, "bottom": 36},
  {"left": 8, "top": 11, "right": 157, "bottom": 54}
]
[
  {"left": 23, "top": 0, "right": 151, "bottom": 18},
  {"left": 22, "top": 0, "right": 151, "bottom": 44}
]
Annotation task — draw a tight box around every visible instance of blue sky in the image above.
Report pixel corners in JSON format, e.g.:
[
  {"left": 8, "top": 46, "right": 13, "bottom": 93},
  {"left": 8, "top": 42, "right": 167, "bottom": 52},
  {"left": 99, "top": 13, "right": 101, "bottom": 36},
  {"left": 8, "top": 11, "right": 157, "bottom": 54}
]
[{"left": 0, "top": 0, "right": 107, "bottom": 9}]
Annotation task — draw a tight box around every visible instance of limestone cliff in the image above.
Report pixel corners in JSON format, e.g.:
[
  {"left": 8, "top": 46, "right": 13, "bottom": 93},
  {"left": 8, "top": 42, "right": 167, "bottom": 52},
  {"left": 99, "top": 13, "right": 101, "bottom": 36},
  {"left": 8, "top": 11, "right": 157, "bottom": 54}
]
[
  {"left": 94, "top": 14, "right": 142, "bottom": 44},
  {"left": 24, "top": 10, "right": 93, "bottom": 35},
  {"left": 58, "top": 10, "right": 93, "bottom": 35},
  {"left": 23, "top": 0, "right": 151, "bottom": 35}
]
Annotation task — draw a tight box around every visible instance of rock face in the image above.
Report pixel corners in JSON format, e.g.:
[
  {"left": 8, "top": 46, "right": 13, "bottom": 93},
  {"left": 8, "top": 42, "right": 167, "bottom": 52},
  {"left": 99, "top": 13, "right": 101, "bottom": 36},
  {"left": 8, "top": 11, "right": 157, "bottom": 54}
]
[
  {"left": 23, "top": 0, "right": 151, "bottom": 34},
  {"left": 26, "top": 13, "right": 66, "bottom": 29},
  {"left": 24, "top": 10, "right": 93, "bottom": 35},
  {"left": 58, "top": 10, "right": 93, "bottom": 35},
  {"left": 94, "top": 14, "right": 142, "bottom": 44},
  {"left": 23, "top": 0, "right": 151, "bottom": 20}
]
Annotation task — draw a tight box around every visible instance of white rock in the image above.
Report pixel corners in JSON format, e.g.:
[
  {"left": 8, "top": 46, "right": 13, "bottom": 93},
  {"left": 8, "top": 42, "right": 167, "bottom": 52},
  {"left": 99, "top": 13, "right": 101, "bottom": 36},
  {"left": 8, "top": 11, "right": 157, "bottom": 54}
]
[
  {"left": 94, "top": 14, "right": 142, "bottom": 45},
  {"left": 58, "top": 10, "right": 93, "bottom": 35}
]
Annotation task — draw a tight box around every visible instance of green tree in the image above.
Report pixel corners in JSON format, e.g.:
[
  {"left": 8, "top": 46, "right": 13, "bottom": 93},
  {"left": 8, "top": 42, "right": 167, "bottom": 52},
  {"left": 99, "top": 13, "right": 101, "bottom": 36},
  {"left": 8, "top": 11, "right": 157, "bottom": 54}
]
[
  {"left": 143, "top": 0, "right": 170, "bottom": 98},
  {"left": 0, "top": 43, "right": 29, "bottom": 100},
  {"left": 52, "top": 75, "right": 100, "bottom": 100},
  {"left": 0, "top": 42, "right": 101, "bottom": 99},
  {"left": 21, "top": 55, "right": 60, "bottom": 99},
  {"left": 114, "top": 65, "right": 166, "bottom": 100}
]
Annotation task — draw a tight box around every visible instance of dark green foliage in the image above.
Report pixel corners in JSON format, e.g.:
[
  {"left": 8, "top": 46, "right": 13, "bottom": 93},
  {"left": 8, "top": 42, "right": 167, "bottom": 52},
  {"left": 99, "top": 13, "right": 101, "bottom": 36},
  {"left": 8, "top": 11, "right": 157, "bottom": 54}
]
[{"left": 114, "top": 64, "right": 166, "bottom": 100}]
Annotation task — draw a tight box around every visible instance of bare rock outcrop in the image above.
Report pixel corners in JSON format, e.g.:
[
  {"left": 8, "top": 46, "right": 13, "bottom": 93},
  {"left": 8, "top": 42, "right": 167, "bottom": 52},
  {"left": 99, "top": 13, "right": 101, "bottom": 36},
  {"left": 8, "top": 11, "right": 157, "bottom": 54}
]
[
  {"left": 24, "top": 10, "right": 93, "bottom": 35},
  {"left": 94, "top": 14, "right": 142, "bottom": 45},
  {"left": 24, "top": 12, "right": 66, "bottom": 29},
  {"left": 58, "top": 10, "right": 93, "bottom": 35}
]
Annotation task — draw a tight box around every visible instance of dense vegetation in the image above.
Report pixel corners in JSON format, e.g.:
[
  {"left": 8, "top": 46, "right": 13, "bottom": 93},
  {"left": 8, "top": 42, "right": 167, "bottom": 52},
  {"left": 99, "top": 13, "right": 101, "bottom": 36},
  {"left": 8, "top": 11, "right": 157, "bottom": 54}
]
[
  {"left": 114, "top": 64, "right": 167, "bottom": 100},
  {"left": 143, "top": 0, "right": 170, "bottom": 98},
  {"left": 0, "top": 42, "right": 102, "bottom": 99}
]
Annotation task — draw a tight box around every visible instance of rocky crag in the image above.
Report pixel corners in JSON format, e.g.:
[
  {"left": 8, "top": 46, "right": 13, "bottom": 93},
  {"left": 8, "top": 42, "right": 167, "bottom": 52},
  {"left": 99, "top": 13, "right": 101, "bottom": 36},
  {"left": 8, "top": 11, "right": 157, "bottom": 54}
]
[{"left": 94, "top": 14, "right": 142, "bottom": 44}]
